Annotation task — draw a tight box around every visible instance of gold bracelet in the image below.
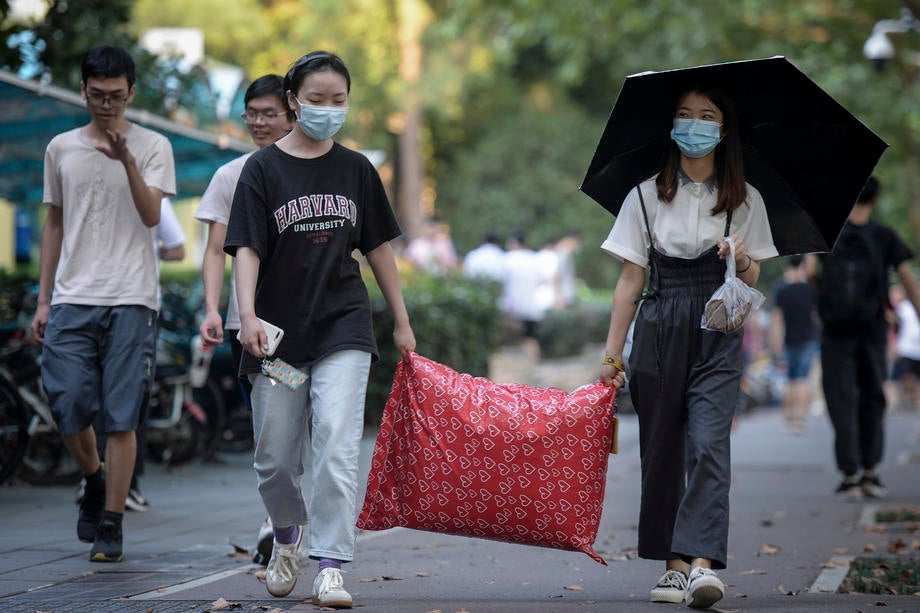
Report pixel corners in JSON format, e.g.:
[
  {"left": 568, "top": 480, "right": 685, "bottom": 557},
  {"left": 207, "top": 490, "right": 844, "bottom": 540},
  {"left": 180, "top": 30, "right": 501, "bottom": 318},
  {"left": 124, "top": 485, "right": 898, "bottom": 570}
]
[
  {"left": 602, "top": 354, "right": 625, "bottom": 371},
  {"left": 737, "top": 254, "right": 752, "bottom": 274}
]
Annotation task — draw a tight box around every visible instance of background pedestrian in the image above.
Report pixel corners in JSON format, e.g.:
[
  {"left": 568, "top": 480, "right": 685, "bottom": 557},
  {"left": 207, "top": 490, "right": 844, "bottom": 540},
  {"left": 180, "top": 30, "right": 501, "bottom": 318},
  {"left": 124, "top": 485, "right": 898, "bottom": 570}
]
[{"left": 816, "top": 175, "right": 920, "bottom": 501}]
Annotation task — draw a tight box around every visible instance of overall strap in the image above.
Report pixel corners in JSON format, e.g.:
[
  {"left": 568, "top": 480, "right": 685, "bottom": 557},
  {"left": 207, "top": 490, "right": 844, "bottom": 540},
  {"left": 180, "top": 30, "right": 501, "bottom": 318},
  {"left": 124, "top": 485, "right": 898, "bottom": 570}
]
[{"left": 635, "top": 185, "right": 654, "bottom": 249}]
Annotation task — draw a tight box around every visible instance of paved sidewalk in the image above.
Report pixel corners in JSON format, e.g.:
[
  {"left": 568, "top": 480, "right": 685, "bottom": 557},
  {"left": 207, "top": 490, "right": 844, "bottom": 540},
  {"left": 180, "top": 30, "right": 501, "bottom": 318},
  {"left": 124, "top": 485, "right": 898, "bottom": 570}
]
[{"left": 1, "top": 395, "right": 918, "bottom": 611}]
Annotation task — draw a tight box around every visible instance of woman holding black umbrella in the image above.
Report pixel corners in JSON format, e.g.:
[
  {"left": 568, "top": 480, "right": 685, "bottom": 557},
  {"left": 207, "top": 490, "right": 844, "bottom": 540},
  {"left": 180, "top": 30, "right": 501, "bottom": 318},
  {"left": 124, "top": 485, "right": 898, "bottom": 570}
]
[{"left": 598, "top": 86, "right": 777, "bottom": 608}]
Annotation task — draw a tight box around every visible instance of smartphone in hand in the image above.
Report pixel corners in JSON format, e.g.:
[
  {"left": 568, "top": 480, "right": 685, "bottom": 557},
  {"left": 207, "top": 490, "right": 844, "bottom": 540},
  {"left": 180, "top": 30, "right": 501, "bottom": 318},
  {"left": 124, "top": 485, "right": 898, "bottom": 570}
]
[{"left": 237, "top": 318, "right": 284, "bottom": 356}]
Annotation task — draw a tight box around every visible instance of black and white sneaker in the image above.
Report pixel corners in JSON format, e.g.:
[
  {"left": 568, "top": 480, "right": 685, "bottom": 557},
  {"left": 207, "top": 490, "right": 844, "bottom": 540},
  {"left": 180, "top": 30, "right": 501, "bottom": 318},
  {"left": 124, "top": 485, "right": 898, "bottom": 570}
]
[
  {"left": 835, "top": 476, "right": 863, "bottom": 501},
  {"left": 650, "top": 568, "right": 688, "bottom": 603},
  {"left": 860, "top": 475, "right": 887, "bottom": 499},
  {"left": 685, "top": 567, "right": 724, "bottom": 609},
  {"left": 125, "top": 487, "right": 149, "bottom": 512},
  {"left": 254, "top": 517, "right": 274, "bottom": 566}
]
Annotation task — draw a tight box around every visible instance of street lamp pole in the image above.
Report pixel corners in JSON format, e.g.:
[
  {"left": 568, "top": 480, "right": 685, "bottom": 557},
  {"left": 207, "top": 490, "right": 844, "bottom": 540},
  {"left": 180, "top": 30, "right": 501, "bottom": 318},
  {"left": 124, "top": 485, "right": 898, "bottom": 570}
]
[{"left": 862, "top": 5, "right": 920, "bottom": 243}]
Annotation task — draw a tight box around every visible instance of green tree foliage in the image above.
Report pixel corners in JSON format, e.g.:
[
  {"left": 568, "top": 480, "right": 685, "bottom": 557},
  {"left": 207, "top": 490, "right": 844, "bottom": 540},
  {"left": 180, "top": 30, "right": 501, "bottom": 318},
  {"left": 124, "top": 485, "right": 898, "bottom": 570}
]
[
  {"left": 433, "top": 0, "right": 920, "bottom": 279},
  {"left": 5, "top": 0, "right": 918, "bottom": 282},
  {"left": 0, "top": 0, "right": 209, "bottom": 120}
]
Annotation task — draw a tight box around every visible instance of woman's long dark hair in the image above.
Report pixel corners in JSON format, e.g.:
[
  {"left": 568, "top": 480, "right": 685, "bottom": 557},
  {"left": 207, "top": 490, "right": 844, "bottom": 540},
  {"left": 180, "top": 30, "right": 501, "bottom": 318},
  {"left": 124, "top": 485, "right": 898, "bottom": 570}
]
[{"left": 655, "top": 86, "right": 747, "bottom": 215}]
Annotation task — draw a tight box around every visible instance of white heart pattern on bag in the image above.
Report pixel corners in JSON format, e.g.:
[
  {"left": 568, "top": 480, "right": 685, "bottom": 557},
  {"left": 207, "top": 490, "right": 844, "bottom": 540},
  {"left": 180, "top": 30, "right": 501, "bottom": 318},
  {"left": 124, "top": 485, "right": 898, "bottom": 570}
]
[{"left": 357, "top": 354, "right": 616, "bottom": 565}]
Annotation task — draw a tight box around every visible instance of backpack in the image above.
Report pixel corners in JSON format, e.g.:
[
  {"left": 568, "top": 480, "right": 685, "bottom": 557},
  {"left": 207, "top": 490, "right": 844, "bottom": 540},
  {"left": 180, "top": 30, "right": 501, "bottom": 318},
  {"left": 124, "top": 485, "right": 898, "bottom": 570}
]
[{"left": 817, "top": 225, "right": 886, "bottom": 327}]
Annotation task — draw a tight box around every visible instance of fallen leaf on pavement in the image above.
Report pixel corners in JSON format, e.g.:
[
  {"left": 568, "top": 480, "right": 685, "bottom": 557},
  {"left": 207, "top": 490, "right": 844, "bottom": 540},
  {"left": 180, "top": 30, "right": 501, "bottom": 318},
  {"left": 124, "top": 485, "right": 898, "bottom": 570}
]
[
  {"left": 208, "top": 597, "right": 242, "bottom": 610},
  {"left": 740, "top": 569, "right": 767, "bottom": 575},
  {"left": 777, "top": 584, "right": 794, "bottom": 595},
  {"left": 864, "top": 543, "right": 877, "bottom": 552},
  {"left": 874, "top": 601, "right": 889, "bottom": 606},
  {"left": 360, "top": 575, "right": 406, "bottom": 582},
  {"left": 415, "top": 571, "right": 430, "bottom": 577},
  {"left": 865, "top": 524, "right": 886, "bottom": 533},
  {"left": 833, "top": 547, "right": 849, "bottom": 554},
  {"left": 254, "top": 569, "right": 266, "bottom": 582},
  {"left": 564, "top": 585, "right": 584, "bottom": 591},
  {"left": 887, "top": 538, "right": 908, "bottom": 554},
  {"left": 758, "top": 544, "right": 780, "bottom": 556}
]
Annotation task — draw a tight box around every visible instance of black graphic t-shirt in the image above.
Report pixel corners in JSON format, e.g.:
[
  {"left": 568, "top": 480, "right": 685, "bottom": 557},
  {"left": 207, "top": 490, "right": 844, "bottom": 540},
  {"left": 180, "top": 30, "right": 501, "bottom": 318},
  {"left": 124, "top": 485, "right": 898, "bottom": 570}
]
[{"left": 224, "top": 142, "right": 401, "bottom": 375}]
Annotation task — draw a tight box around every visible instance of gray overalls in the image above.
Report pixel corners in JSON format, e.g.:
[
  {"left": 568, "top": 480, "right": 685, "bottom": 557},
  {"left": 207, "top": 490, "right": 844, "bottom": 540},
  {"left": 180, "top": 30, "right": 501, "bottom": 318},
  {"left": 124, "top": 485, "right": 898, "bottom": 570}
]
[{"left": 628, "top": 187, "right": 743, "bottom": 570}]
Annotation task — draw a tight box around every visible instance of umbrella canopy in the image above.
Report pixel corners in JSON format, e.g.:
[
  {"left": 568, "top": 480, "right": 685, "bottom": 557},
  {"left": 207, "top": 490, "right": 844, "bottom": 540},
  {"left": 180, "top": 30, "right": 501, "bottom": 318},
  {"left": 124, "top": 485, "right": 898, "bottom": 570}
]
[{"left": 580, "top": 56, "right": 888, "bottom": 255}]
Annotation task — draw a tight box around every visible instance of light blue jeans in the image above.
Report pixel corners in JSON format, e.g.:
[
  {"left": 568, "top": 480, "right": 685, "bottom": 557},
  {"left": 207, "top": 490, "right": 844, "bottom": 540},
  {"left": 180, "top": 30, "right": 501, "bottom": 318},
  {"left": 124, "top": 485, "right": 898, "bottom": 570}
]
[{"left": 249, "top": 350, "right": 370, "bottom": 561}]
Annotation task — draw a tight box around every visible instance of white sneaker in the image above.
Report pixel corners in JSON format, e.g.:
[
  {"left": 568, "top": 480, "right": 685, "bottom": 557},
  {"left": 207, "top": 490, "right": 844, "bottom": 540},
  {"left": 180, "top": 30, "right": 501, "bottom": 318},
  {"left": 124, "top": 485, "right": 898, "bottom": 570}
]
[
  {"left": 265, "top": 527, "right": 302, "bottom": 597},
  {"left": 685, "top": 567, "right": 724, "bottom": 609},
  {"left": 312, "top": 568, "right": 352, "bottom": 608},
  {"left": 650, "top": 569, "right": 688, "bottom": 603}
]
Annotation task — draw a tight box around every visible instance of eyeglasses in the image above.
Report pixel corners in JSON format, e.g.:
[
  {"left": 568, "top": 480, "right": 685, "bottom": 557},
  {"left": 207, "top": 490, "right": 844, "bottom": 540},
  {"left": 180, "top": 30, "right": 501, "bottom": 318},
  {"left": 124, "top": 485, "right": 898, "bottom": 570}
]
[
  {"left": 86, "top": 93, "right": 128, "bottom": 108},
  {"left": 241, "top": 109, "right": 286, "bottom": 123}
]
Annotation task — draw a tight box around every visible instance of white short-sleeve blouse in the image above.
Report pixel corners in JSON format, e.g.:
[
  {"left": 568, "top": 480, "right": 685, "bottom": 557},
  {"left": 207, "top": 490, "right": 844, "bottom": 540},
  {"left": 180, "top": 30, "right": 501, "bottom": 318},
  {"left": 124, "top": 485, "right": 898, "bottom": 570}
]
[{"left": 601, "top": 175, "right": 778, "bottom": 268}]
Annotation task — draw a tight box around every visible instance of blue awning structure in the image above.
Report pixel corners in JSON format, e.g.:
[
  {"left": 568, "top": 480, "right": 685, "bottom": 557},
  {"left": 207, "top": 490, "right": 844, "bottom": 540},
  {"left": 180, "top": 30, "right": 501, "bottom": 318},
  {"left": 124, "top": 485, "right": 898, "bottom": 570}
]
[{"left": 0, "top": 69, "right": 255, "bottom": 206}]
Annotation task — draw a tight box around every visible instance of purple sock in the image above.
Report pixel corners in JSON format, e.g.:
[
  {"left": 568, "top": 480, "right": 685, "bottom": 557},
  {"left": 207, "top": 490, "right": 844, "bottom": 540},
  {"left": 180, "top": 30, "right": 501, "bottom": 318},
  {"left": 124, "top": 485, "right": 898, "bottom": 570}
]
[
  {"left": 318, "top": 558, "right": 342, "bottom": 573},
  {"left": 273, "top": 524, "right": 299, "bottom": 545}
]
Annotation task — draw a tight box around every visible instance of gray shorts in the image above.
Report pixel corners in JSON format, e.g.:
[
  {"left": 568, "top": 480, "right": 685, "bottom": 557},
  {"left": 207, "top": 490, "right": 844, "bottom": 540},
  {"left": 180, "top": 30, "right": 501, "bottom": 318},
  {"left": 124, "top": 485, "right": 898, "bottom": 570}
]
[{"left": 42, "top": 304, "right": 156, "bottom": 435}]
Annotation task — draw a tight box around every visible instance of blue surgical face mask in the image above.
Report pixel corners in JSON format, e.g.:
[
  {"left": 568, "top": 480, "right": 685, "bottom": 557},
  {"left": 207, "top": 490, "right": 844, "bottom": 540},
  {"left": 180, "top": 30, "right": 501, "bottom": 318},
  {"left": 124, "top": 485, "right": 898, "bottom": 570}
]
[
  {"left": 670, "top": 118, "right": 723, "bottom": 158},
  {"left": 295, "top": 98, "right": 348, "bottom": 141}
]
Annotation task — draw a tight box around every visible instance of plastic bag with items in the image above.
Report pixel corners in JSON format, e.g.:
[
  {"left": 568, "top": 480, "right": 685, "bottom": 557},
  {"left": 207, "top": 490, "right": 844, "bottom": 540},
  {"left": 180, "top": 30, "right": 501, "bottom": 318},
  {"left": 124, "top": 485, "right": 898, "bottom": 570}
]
[
  {"left": 357, "top": 352, "right": 617, "bottom": 564},
  {"left": 701, "top": 237, "right": 765, "bottom": 333}
]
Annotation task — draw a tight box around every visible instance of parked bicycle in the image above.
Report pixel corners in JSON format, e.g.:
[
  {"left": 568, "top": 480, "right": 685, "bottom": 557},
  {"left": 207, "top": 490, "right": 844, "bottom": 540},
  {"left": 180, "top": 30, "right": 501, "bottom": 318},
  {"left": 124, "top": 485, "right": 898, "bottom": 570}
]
[{"left": 0, "top": 326, "right": 81, "bottom": 486}]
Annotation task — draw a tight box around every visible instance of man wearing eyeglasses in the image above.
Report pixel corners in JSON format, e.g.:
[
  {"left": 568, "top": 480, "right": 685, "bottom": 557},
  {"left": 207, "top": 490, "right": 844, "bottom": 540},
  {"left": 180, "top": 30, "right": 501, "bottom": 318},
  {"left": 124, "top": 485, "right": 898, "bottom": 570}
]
[
  {"left": 30, "top": 45, "right": 176, "bottom": 564},
  {"left": 195, "top": 74, "right": 295, "bottom": 565}
]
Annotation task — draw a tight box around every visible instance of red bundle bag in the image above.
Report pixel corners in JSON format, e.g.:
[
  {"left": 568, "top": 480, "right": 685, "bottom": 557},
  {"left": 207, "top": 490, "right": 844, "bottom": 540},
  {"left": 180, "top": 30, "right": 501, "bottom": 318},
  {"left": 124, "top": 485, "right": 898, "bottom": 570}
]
[{"left": 357, "top": 353, "right": 616, "bottom": 564}]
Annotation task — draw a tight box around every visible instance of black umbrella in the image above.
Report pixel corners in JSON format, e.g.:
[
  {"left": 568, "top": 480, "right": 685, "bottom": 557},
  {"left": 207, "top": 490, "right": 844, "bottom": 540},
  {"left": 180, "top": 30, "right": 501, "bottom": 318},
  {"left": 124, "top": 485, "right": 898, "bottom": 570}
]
[{"left": 580, "top": 56, "right": 888, "bottom": 255}]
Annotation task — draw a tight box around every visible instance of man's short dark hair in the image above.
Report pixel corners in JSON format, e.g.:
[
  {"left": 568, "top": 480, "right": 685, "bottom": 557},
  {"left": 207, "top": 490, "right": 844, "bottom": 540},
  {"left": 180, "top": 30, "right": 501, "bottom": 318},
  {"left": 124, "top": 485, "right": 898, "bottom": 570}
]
[
  {"left": 857, "top": 176, "right": 879, "bottom": 204},
  {"left": 245, "top": 74, "right": 294, "bottom": 121},
  {"left": 787, "top": 254, "right": 804, "bottom": 268},
  {"left": 81, "top": 45, "right": 135, "bottom": 87}
]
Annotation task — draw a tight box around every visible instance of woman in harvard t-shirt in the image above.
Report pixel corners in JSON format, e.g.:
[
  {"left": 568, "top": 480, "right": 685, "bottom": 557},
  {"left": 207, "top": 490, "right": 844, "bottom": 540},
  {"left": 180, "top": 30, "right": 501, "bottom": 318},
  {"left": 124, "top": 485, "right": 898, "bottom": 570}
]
[{"left": 225, "top": 51, "right": 415, "bottom": 607}]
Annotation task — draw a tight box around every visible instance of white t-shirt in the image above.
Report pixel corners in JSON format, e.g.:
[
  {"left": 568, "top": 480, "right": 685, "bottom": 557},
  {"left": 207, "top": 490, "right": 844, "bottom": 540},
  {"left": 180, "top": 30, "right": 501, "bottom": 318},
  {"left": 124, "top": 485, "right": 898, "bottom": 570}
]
[
  {"left": 896, "top": 300, "right": 920, "bottom": 360},
  {"left": 502, "top": 248, "right": 550, "bottom": 321},
  {"left": 601, "top": 175, "right": 778, "bottom": 267},
  {"left": 462, "top": 243, "right": 505, "bottom": 282},
  {"left": 194, "top": 152, "right": 251, "bottom": 330},
  {"left": 155, "top": 197, "right": 185, "bottom": 251},
  {"left": 43, "top": 124, "right": 176, "bottom": 311},
  {"left": 535, "top": 247, "right": 560, "bottom": 313},
  {"left": 153, "top": 197, "right": 186, "bottom": 307}
]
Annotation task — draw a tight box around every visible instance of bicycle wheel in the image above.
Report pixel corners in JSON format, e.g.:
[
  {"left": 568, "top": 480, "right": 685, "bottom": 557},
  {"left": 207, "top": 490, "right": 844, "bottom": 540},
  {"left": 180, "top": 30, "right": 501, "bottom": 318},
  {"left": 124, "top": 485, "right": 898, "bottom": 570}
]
[
  {"left": 17, "top": 431, "right": 82, "bottom": 486},
  {"left": 0, "top": 377, "right": 29, "bottom": 485},
  {"left": 146, "top": 382, "right": 203, "bottom": 465}
]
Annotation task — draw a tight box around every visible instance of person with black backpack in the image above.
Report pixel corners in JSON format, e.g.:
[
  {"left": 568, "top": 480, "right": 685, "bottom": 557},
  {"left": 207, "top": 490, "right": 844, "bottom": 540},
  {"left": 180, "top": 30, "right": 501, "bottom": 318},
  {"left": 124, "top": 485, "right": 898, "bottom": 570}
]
[{"left": 816, "top": 176, "right": 920, "bottom": 501}]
